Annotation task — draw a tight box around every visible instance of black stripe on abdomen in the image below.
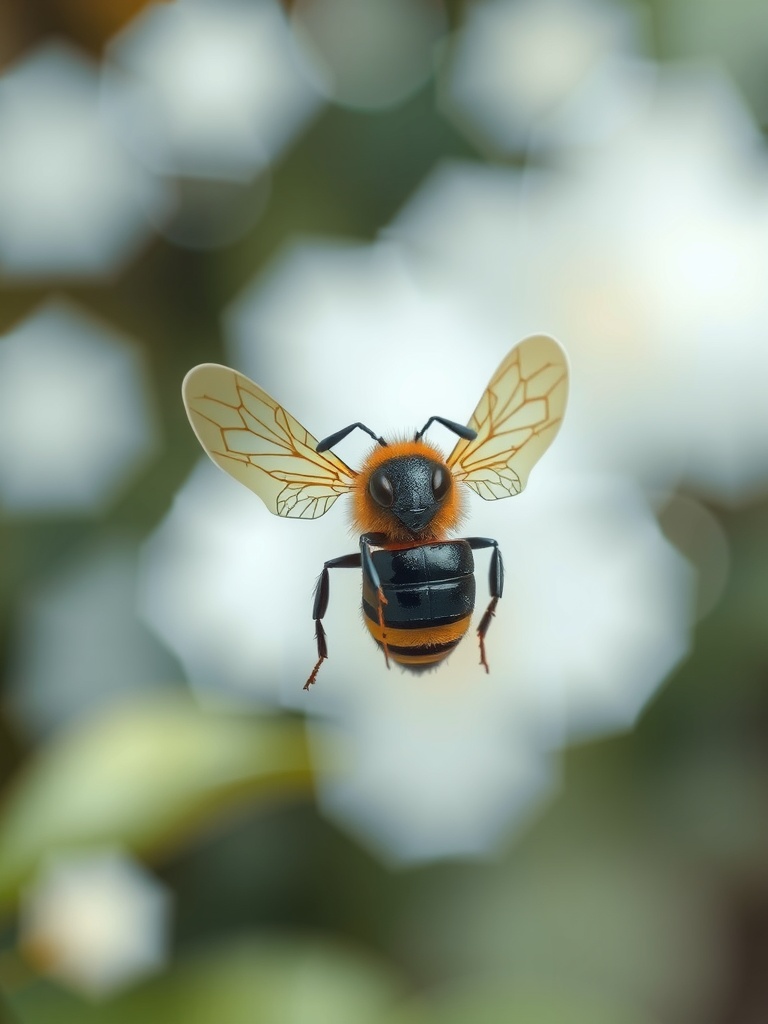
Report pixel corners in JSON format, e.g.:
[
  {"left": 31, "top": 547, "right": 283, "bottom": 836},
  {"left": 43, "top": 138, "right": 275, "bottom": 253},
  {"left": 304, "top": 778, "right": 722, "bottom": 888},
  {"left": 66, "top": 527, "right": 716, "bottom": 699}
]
[
  {"left": 384, "top": 639, "right": 461, "bottom": 657},
  {"left": 362, "top": 599, "right": 467, "bottom": 631}
]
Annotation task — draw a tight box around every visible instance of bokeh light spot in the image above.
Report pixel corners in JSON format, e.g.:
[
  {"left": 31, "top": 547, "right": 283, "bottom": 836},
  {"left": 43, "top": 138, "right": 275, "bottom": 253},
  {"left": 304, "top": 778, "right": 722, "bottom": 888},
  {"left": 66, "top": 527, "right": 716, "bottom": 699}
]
[{"left": 0, "top": 300, "right": 158, "bottom": 514}]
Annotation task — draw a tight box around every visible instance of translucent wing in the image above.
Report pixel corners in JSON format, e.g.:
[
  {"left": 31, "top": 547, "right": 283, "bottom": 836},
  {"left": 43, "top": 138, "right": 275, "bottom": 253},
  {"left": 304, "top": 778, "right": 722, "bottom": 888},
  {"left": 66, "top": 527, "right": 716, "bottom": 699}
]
[
  {"left": 447, "top": 335, "right": 568, "bottom": 500},
  {"left": 182, "top": 364, "right": 356, "bottom": 519}
]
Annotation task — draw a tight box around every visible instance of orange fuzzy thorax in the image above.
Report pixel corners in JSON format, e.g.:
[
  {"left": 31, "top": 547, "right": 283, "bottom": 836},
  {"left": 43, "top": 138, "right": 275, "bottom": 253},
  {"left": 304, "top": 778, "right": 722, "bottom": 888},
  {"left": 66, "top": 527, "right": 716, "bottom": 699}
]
[{"left": 350, "top": 438, "right": 466, "bottom": 543}]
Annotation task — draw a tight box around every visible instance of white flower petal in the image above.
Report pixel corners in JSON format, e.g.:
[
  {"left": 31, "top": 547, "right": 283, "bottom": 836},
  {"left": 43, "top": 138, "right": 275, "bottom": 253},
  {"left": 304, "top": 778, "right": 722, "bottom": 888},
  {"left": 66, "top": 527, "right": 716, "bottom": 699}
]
[
  {"left": 103, "top": 0, "right": 323, "bottom": 181},
  {"left": 0, "top": 42, "right": 170, "bottom": 279},
  {"left": 0, "top": 300, "right": 158, "bottom": 514},
  {"left": 442, "top": 0, "right": 647, "bottom": 153},
  {"left": 20, "top": 849, "right": 171, "bottom": 998}
]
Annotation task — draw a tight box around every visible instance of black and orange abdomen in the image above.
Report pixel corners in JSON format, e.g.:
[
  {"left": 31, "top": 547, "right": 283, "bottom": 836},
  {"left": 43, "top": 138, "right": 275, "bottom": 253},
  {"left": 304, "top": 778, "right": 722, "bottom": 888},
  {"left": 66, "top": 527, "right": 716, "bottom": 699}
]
[{"left": 362, "top": 541, "right": 475, "bottom": 672}]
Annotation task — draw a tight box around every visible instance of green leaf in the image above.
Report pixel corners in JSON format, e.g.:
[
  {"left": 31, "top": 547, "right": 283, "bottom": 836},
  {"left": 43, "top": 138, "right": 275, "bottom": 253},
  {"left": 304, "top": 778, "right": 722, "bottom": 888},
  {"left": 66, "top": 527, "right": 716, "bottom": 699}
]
[
  {"left": 9, "top": 937, "right": 402, "bottom": 1024},
  {"left": 0, "top": 696, "right": 316, "bottom": 914}
]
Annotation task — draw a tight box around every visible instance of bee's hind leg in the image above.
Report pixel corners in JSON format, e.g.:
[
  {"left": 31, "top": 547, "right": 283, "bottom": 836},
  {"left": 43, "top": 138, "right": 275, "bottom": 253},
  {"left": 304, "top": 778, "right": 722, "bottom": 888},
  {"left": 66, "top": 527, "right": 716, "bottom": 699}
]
[
  {"left": 304, "top": 553, "right": 361, "bottom": 690},
  {"left": 466, "top": 537, "right": 505, "bottom": 673}
]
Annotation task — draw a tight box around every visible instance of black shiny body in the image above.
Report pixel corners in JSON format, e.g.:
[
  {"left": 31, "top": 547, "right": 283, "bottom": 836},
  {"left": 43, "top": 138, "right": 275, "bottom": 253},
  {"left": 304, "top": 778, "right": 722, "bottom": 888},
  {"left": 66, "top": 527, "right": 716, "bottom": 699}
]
[
  {"left": 363, "top": 541, "right": 475, "bottom": 628},
  {"left": 362, "top": 539, "right": 476, "bottom": 672},
  {"left": 306, "top": 532, "right": 504, "bottom": 685}
]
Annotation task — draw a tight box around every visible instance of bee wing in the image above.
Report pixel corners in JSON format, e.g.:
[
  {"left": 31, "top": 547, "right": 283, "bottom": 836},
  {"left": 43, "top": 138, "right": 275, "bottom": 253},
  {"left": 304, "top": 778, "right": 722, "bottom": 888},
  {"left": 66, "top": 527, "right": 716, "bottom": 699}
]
[
  {"left": 447, "top": 335, "right": 569, "bottom": 500},
  {"left": 182, "top": 363, "right": 357, "bottom": 519}
]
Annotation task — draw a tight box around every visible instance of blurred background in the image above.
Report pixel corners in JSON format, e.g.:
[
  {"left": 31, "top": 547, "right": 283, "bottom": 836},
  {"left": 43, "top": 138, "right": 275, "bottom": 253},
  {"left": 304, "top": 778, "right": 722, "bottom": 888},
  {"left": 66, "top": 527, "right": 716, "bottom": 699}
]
[{"left": 0, "top": 0, "right": 767, "bottom": 1020}]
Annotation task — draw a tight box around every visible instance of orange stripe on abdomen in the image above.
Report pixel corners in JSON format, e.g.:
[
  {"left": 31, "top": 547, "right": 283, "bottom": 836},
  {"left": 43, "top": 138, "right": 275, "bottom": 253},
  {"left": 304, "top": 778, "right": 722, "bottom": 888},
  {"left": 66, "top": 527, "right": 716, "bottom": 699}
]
[
  {"left": 363, "top": 612, "right": 472, "bottom": 669},
  {"left": 363, "top": 616, "right": 470, "bottom": 649}
]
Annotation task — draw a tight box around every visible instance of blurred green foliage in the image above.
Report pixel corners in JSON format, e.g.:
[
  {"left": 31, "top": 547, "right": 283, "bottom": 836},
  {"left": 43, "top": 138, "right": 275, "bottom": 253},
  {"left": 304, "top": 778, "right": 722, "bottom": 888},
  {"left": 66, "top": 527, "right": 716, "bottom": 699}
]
[
  {"left": 9, "top": 939, "right": 403, "bottom": 1024},
  {"left": 0, "top": 697, "right": 316, "bottom": 914}
]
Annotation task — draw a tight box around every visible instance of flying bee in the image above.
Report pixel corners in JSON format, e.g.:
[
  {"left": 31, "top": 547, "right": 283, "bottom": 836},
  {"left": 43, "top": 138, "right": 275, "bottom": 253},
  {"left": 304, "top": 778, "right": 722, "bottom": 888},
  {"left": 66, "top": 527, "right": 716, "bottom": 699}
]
[{"left": 182, "top": 334, "right": 569, "bottom": 690}]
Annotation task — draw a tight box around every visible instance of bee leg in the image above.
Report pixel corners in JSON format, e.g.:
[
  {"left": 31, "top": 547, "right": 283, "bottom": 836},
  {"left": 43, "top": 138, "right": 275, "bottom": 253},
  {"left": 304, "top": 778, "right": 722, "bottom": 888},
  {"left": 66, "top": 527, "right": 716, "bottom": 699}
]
[
  {"left": 476, "top": 599, "right": 499, "bottom": 674},
  {"left": 304, "top": 553, "right": 362, "bottom": 690},
  {"left": 360, "top": 534, "right": 390, "bottom": 669},
  {"left": 466, "top": 537, "right": 505, "bottom": 673}
]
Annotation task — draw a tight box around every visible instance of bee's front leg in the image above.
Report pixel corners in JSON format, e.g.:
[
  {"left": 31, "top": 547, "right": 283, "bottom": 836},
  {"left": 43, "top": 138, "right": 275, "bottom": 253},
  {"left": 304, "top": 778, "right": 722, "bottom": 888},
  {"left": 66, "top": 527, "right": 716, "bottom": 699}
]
[
  {"left": 360, "top": 533, "right": 390, "bottom": 669},
  {"left": 304, "top": 553, "right": 361, "bottom": 690}
]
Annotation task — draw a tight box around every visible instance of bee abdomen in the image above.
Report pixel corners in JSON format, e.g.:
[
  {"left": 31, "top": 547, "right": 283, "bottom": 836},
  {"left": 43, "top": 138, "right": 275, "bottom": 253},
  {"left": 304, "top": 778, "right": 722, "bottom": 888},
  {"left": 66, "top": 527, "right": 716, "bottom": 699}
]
[{"left": 362, "top": 540, "right": 476, "bottom": 673}]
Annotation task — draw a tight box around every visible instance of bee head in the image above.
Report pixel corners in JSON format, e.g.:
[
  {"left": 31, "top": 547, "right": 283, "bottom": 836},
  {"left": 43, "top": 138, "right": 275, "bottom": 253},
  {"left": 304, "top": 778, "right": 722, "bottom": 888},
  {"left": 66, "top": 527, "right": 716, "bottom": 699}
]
[{"left": 353, "top": 439, "right": 464, "bottom": 542}]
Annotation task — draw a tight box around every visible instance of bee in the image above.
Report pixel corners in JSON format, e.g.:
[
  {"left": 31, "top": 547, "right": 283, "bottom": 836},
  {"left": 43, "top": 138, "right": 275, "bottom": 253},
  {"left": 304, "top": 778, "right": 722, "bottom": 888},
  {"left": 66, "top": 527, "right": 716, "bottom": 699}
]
[{"left": 182, "top": 335, "right": 569, "bottom": 690}]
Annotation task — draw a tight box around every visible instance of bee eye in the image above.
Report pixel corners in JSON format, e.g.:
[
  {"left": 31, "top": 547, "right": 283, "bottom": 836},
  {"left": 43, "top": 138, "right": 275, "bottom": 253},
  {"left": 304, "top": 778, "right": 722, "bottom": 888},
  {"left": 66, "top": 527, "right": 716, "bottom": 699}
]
[
  {"left": 369, "top": 470, "right": 394, "bottom": 507},
  {"left": 432, "top": 466, "right": 451, "bottom": 500}
]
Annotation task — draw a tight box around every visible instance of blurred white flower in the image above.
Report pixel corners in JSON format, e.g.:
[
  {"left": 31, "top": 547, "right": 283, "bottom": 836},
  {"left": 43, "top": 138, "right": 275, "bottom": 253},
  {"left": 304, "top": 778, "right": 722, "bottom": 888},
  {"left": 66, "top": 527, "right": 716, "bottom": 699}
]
[
  {"left": 143, "top": 237, "right": 693, "bottom": 862},
  {"left": 503, "top": 475, "right": 693, "bottom": 741},
  {"left": 103, "top": 0, "right": 323, "bottom": 182},
  {"left": 0, "top": 41, "right": 170, "bottom": 280},
  {"left": 441, "top": 0, "right": 647, "bottom": 153},
  {"left": 313, "top": 474, "right": 692, "bottom": 863},
  {"left": 20, "top": 849, "right": 171, "bottom": 998},
  {"left": 8, "top": 539, "right": 180, "bottom": 738},
  {"left": 392, "top": 63, "right": 768, "bottom": 500},
  {"left": 312, "top": 690, "right": 559, "bottom": 864},
  {"left": 140, "top": 457, "right": 323, "bottom": 706},
  {"left": 291, "top": 0, "right": 447, "bottom": 111},
  {"left": 0, "top": 299, "right": 158, "bottom": 514},
  {"left": 145, "top": 466, "right": 691, "bottom": 863},
  {"left": 225, "top": 239, "right": 516, "bottom": 441}
]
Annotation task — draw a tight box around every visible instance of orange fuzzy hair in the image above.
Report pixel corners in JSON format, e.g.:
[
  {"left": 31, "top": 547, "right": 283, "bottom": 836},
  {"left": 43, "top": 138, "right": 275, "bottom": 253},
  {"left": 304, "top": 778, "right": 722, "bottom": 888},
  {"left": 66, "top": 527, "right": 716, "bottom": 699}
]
[{"left": 350, "top": 437, "right": 467, "bottom": 544}]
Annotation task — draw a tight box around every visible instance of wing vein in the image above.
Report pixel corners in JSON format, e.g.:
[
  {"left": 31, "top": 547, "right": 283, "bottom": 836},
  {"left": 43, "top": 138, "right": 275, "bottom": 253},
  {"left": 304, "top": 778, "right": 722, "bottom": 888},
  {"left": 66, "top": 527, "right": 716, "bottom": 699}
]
[
  {"left": 446, "top": 337, "right": 568, "bottom": 500},
  {"left": 183, "top": 364, "right": 357, "bottom": 519}
]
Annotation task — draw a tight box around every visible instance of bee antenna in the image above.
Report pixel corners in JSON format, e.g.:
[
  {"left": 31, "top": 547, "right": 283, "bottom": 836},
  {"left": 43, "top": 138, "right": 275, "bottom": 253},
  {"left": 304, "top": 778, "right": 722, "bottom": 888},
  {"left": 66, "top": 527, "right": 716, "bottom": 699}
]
[
  {"left": 316, "top": 422, "right": 387, "bottom": 453},
  {"left": 415, "top": 416, "right": 477, "bottom": 443}
]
